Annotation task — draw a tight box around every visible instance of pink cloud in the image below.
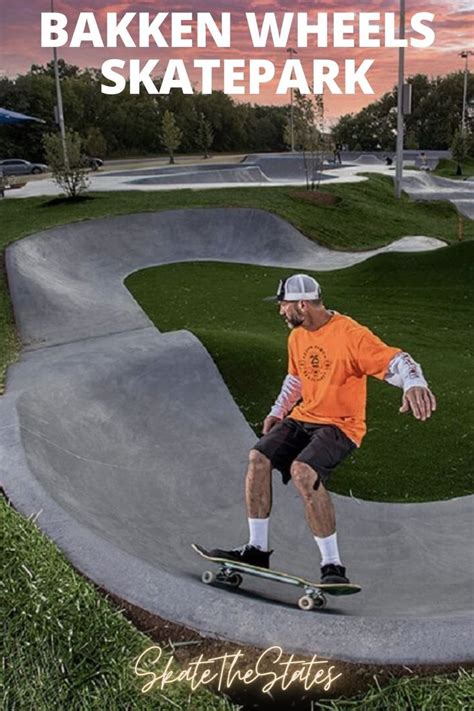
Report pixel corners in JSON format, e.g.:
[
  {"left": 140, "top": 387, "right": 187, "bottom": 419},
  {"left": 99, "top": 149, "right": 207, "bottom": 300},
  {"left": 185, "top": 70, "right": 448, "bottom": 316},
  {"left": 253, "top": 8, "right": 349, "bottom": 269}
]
[{"left": 0, "top": 1, "right": 471, "bottom": 119}]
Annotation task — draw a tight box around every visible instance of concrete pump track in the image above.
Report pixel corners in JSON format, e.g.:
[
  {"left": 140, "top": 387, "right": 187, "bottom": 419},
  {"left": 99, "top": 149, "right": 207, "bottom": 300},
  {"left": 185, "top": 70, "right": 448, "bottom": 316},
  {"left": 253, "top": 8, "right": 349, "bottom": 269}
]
[
  {"left": 10, "top": 151, "right": 474, "bottom": 222},
  {"left": 2, "top": 208, "right": 473, "bottom": 665}
]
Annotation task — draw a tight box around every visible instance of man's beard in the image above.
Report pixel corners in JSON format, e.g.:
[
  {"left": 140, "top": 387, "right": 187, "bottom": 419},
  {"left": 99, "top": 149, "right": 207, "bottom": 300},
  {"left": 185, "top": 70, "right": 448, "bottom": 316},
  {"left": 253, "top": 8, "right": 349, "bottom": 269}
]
[{"left": 284, "top": 312, "right": 304, "bottom": 329}]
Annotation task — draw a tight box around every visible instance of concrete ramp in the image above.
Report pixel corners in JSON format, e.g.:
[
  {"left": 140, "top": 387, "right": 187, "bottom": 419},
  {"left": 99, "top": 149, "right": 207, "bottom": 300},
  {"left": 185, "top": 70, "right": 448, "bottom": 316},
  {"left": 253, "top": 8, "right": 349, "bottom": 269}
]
[
  {"left": 5, "top": 209, "right": 445, "bottom": 350},
  {"left": 242, "top": 153, "right": 337, "bottom": 181},
  {"left": 2, "top": 208, "right": 472, "bottom": 665},
  {"left": 352, "top": 154, "right": 385, "bottom": 165},
  {"left": 403, "top": 171, "right": 474, "bottom": 192},
  {"left": 402, "top": 171, "right": 474, "bottom": 219},
  {"left": 129, "top": 166, "right": 269, "bottom": 185},
  {"left": 101, "top": 163, "right": 270, "bottom": 184},
  {"left": 94, "top": 156, "right": 336, "bottom": 185}
]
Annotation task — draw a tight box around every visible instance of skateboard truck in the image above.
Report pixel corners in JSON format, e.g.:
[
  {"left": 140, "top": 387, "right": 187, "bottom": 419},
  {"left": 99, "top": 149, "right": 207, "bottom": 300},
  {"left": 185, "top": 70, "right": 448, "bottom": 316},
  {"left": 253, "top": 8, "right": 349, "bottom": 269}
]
[
  {"left": 201, "top": 563, "right": 328, "bottom": 611},
  {"left": 202, "top": 566, "right": 243, "bottom": 589},
  {"left": 298, "top": 587, "right": 327, "bottom": 610}
]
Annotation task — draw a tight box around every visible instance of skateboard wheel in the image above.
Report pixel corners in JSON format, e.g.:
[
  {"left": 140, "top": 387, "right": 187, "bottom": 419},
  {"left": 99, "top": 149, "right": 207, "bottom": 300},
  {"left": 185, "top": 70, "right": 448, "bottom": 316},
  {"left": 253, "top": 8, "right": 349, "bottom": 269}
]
[
  {"left": 202, "top": 570, "right": 216, "bottom": 585},
  {"left": 228, "top": 573, "right": 243, "bottom": 588},
  {"left": 298, "top": 595, "right": 315, "bottom": 611}
]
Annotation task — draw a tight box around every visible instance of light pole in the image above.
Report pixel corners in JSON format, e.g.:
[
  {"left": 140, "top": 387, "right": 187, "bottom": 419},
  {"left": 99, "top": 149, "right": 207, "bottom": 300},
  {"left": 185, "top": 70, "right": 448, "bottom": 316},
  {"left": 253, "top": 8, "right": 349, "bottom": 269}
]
[
  {"left": 395, "top": 0, "right": 406, "bottom": 199},
  {"left": 287, "top": 47, "right": 297, "bottom": 152},
  {"left": 460, "top": 50, "right": 474, "bottom": 132},
  {"left": 51, "top": 0, "right": 69, "bottom": 168}
]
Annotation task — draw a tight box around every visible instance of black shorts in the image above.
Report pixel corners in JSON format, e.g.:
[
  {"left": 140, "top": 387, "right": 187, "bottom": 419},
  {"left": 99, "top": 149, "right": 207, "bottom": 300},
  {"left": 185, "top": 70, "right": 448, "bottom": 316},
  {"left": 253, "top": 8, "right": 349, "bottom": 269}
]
[{"left": 253, "top": 418, "right": 357, "bottom": 486}]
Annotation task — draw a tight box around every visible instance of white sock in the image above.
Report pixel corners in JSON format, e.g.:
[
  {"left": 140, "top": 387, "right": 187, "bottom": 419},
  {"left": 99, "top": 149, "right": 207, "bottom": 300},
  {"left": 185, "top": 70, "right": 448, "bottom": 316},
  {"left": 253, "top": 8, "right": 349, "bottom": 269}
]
[
  {"left": 248, "top": 518, "right": 269, "bottom": 551},
  {"left": 314, "top": 532, "right": 341, "bottom": 566}
]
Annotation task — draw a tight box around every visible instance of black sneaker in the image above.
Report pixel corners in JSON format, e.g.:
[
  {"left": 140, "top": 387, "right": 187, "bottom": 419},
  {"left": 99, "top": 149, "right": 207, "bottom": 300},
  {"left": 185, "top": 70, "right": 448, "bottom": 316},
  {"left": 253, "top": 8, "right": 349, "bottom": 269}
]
[
  {"left": 208, "top": 544, "right": 272, "bottom": 569},
  {"left": 320, "top": 563, "right": 350, "bottom": 584}
]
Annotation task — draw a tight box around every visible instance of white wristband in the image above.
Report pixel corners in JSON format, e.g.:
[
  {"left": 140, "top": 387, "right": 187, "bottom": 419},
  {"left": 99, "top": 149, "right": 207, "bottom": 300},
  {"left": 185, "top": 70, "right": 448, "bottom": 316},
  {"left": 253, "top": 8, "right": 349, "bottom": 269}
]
[{"left": 385, "top": 352, "right": 428, "bottom": 392}]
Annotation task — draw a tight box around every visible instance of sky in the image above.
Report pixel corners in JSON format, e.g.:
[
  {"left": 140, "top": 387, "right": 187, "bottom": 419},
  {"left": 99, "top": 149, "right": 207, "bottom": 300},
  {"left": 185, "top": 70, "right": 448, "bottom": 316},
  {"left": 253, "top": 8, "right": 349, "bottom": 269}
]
[{"left": 0, "top": 1, "right": 472, "bottom": 121}]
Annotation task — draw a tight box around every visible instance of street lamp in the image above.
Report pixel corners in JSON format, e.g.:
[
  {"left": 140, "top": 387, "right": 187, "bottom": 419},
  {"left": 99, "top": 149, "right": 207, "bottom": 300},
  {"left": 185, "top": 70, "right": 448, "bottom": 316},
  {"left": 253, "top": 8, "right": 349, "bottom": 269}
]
[
  {"left": 395, "top": 0, "right": 406, "bottom": 199},
  {"left": 286, "top": 47, "right": 297, "bottom": 152},
  {"left": 51, "top": 0, "right": 69, "bottom": 168},
  {"left": 459, "top": 50, "right": 474, "bottom": 132}
]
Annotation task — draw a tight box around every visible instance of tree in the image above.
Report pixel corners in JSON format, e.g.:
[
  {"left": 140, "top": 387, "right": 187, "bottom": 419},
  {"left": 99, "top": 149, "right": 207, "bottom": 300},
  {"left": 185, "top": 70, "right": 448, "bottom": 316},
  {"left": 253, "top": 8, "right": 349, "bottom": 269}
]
[
  {"left": 42, "top": 130, "right": 89, "bottom": 198},
  {"left": 85, "top": 127, "right": 107, "bottom": 158},
  {"left": 284, "top": 92, "right": 328, "bottom": 190},
  {"left": 196, "top": 113, "right": 214, "bottom": 158},
  {"left": 451, "top": 129, "right": 472, "bottom": 176},
  {"left": 244, "top": 104, "right": 288, "bottom": 151},
  {"left": 332, "top": 96, "right": 397, "bottom": 152},
  {"left": 160, "top": 110, "right": 182, "bottom": 164},
  {"left": 194, "top": 91, "right": 247, "bottom": 151},
  {"left": 30, "top": 59, "right": 81, "bottom": 79}
]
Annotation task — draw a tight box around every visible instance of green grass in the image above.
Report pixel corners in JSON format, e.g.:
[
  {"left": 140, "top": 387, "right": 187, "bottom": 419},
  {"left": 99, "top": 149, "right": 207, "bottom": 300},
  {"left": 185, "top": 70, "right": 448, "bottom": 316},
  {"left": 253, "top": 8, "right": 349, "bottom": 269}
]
[
  {"left": 2, "top": 498, "right": 237, "bottom": 711},
  {"left": 126, "top": 243, "right": 474, "bottom": 503},
  {"left": 433, "top": 156, "right": 474, "bottom": 179},
  {"left": 319, "top": 668, "right": 474, "bottom": 709}
]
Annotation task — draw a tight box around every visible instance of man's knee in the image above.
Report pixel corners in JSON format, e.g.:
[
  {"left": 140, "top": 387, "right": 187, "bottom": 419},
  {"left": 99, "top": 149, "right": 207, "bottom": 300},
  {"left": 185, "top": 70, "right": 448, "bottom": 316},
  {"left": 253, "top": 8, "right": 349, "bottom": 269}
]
[
  {"left": 291, "top": 461, "right": 321, "bottom": 492},
  {"left": 248, "top": 448, "right": 271, "bottom": 471}
]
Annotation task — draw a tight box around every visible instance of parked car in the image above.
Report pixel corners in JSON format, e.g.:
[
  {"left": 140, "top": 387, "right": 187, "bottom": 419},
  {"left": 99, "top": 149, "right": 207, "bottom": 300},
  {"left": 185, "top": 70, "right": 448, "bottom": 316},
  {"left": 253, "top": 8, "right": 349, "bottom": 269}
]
[{"left": 0, "top": 159, "right": 49, "bottom": 175}]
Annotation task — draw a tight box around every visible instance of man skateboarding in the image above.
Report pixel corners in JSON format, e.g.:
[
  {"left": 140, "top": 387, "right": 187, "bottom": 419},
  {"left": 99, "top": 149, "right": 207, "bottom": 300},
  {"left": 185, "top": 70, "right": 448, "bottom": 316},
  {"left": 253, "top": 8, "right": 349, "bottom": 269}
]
[{"left": 209, "top": 274, "right": 436, "bottom": 584}]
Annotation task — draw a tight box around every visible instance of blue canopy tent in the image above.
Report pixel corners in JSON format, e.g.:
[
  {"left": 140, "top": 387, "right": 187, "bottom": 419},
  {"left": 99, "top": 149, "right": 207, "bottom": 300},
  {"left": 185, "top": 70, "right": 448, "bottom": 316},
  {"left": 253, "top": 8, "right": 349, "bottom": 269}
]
[
  {"left": 0, "top": 108, "right": 47, "bottom": 196},
  {"left": 0, "top": 108, "right": 46, "bottom": 124}
]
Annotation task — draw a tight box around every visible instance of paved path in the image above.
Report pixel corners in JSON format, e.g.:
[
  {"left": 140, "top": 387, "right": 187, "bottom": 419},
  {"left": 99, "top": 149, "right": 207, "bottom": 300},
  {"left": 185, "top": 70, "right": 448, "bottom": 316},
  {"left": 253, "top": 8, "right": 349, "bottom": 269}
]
[{"left": 2, "top": 209, "right": 472, "bottom": 665}]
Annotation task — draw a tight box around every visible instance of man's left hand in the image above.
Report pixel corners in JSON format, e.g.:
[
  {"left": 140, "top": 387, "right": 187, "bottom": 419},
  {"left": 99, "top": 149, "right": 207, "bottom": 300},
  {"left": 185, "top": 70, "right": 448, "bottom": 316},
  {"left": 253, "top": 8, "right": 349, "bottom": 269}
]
[{"left": 399, "top": 387, "right": 437, "bottom": 421}]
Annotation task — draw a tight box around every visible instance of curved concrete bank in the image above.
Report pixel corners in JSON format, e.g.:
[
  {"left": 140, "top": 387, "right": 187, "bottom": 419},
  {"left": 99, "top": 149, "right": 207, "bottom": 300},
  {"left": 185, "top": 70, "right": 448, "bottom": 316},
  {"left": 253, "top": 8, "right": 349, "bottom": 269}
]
[
  {"left": 402, "top": 172, "right": 474, "bottom": 219},
  {"left": 101, "top": 163, "right": 271, "bottom": 184},
  {"left": 102, "top": 159, "right": 336, "bottom": 185},
  {"left": 2, "top": 208, "right": 472, "bottom": 665},
  {"left": 5, "top": 209, "right": 445, "bottom": 350}
]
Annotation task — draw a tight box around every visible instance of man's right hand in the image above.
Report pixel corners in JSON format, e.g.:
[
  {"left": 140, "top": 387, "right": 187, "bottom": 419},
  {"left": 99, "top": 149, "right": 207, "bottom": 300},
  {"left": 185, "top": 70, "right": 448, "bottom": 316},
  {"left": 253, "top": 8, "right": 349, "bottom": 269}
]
[{"left": 262, "top": 416, "right": 282, "bottom": 435}]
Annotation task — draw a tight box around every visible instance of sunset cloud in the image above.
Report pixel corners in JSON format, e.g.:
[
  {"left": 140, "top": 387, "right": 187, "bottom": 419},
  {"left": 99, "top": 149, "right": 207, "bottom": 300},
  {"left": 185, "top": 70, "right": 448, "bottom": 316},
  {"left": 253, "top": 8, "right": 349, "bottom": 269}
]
[{"left": 1, "top": 1, "right": 471, "bottom": 120}]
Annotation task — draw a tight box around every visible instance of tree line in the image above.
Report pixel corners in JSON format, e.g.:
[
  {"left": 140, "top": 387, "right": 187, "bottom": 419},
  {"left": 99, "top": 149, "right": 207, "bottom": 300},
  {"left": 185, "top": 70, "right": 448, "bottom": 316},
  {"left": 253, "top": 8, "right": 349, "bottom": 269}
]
[
  {"left": 332, "top": 72, "right": 473, "bottom": 152},
  {"left": 0, "top": 62, "right": 472, "bottom": 161},
  {"left": 0, "top": 61, "right": 288, "bottom": 162}
]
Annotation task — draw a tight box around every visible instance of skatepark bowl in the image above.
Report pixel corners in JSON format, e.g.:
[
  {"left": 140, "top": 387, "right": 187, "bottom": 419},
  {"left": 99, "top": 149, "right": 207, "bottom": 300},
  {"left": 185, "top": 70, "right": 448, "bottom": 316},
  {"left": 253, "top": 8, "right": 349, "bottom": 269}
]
[{"left": 2, "top": 208, "right": 473, "bottom": 666}]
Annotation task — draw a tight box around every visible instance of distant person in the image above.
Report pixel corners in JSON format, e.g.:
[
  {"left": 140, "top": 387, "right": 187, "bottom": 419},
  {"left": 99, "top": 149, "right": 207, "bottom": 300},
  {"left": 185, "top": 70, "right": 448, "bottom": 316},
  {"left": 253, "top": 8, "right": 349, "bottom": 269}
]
[
  {"left": 419, "top": 152, "right": 430, "bottom": 171},
  {"left": 207, "top": 275, "right": 436, "bottom": 584},
  {"left": 385, "top": 156, "right": 393, "bottom": 166},
  {"left": 333, "top": 143, "right": 342, "bottom": 165}
]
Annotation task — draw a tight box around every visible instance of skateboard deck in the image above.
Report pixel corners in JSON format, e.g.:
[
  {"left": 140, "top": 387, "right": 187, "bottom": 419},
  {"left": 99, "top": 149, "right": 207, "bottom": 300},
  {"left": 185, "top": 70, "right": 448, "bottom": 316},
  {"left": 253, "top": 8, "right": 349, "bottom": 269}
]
[{"left": 192, "top": 543, "right": 361, "bottom": 611}]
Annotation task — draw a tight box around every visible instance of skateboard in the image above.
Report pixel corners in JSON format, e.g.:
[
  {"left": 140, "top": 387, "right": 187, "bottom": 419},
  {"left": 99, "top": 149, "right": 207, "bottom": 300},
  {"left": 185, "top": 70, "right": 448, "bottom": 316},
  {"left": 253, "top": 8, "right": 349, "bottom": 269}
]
[{"left": 192, "top": 544, "right": 361, "bottom": 611}]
